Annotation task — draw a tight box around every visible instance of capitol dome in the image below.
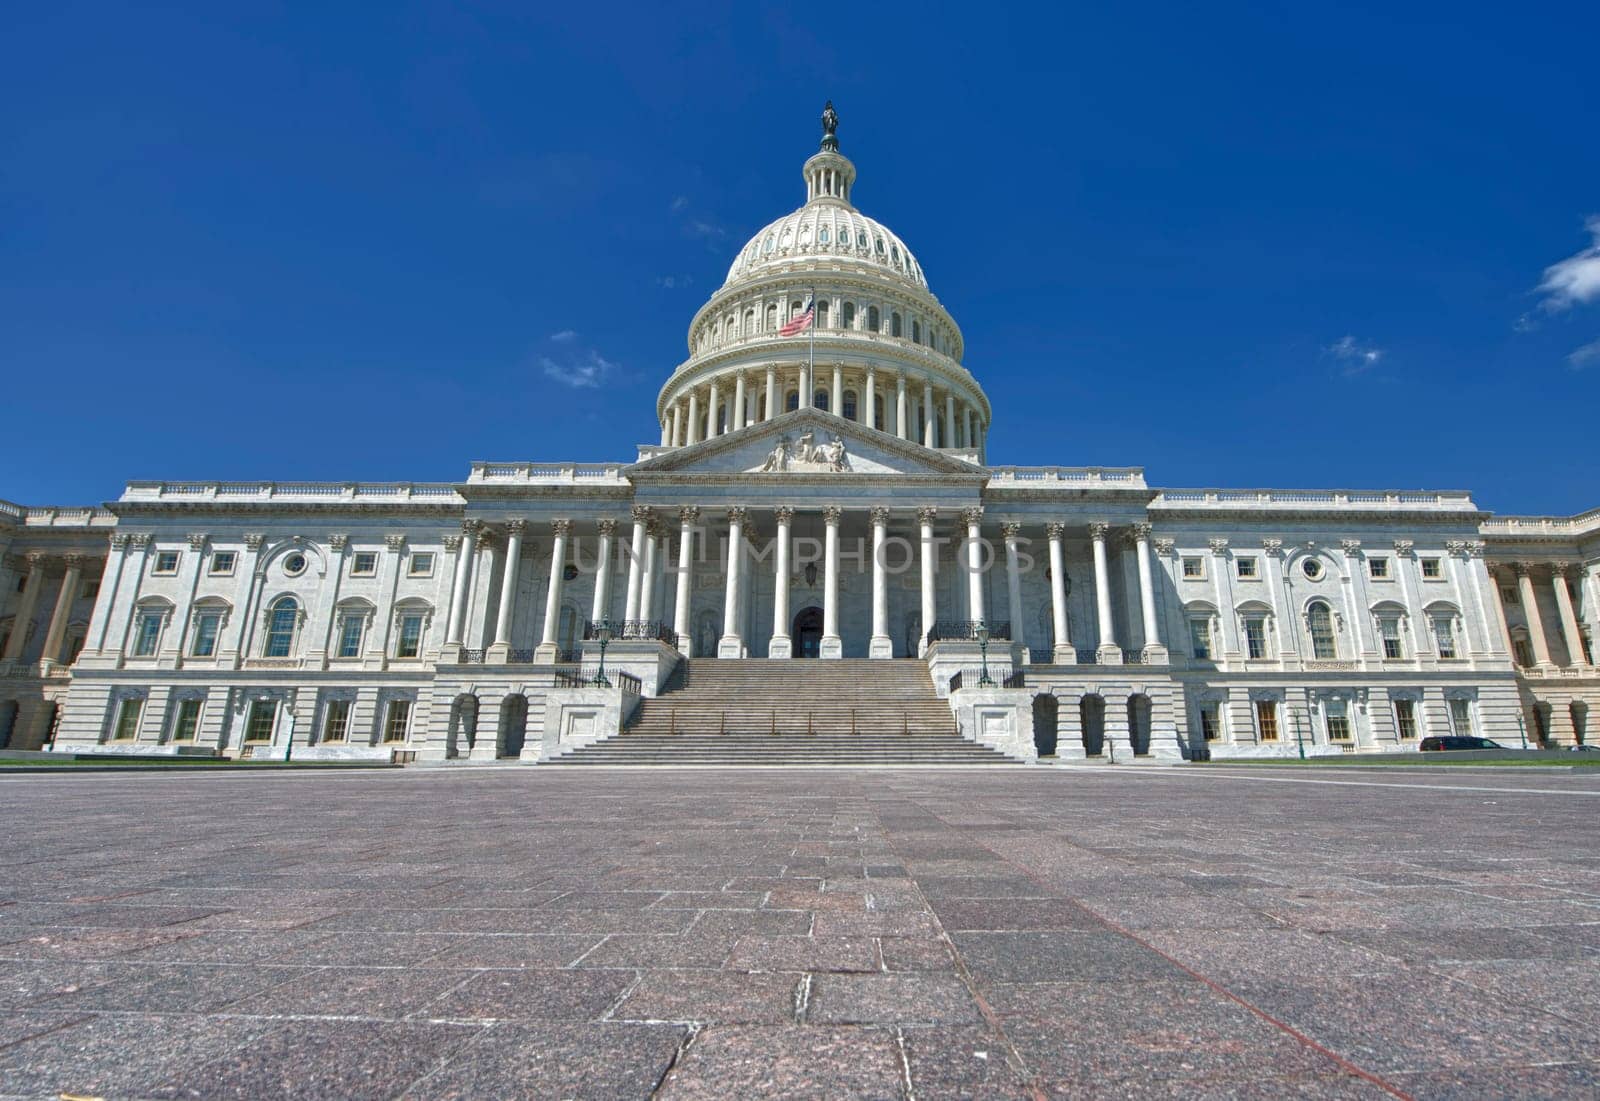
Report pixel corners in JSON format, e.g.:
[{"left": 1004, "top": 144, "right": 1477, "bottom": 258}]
[{"left": 724, "top": 207, "right": 928, "bottom": 291}]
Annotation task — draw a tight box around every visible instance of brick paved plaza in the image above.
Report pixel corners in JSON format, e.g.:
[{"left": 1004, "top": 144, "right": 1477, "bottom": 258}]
[{"left": 2, "top": 765, "right": 1599, "bottom": 1099}]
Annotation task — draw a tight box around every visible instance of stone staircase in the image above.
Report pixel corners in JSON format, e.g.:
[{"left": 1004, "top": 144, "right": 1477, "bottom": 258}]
[{"left": 545, "top": 658, "right": 1022, "bottom": 766}]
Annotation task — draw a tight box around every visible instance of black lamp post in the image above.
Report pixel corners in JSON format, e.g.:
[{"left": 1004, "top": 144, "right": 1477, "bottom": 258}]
[
  {"left": 1292, "top": 705, "right": 1307, "bottom": 760},
  {"left": 593, "top": 620, "right": 613, "bottom": 687},
  {"left": 976, "top": 621, "right": 995, "bottom": 687}
]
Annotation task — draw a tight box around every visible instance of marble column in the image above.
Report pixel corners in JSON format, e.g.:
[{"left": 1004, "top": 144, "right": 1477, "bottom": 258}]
[
  {"left": 39, "top": 555, "right": 84, "bottom": 666},
  {"left": 895, "top": 373, "right": 909, "bottom": 439},
  {"left": 870, "top": 507, "right": 892, "bottom": 658},
  {"left": 732, "top": 373, "right": 746, "bottom": 431},
  {"left": 533, "top": 520, "right": 572, "bottom": 661},
  {"left": 444, "top": 522, "right": 480, "bottom": 646},
  {"left": 769, "top": 507, "right": 794, "bottom": 658},
  {"left": 820, "top": 506, "right": 843, "bottom": 658},
  {"left": 639, "top": 523, "right": 660, "bottom": 624},
  {"left": 718, "top": 508, "right": 748, "bottom": 657},
  {"left": 945, "top": 392, "right": 956, "bottom": 450},
  {"left": 1132, "top": 521, "right": 1167, "bottom": 662},
  {"left": 1047, "top": 523, "right": 1074, "bottom": 663},
  {"left": 800, "top": 362, "right": 812, "bottom": 408},
  {"left": 1090, "top": 521, "right": 1122, "bottom": 664},
  {"left": 922, "top": 381, "right": 936, "bottom": 448},
  {"left": 765, "top": 365, "right": 778, "bottom": 420},
  {"left": 669, "top": 404, "right": 682, "bottom": 447},
  {"left": 864, "top": 367, "right": 877, "bottom": 430},
  {"left": 1002, "top": 524, "right": 1025, "bottom": 660},
  {"left": 591, "top": 519, "right": 616, "bottom": 623},
  {"left": 1552, "top": 564, "right": 1588, "bottom": 666},
  {"left": 960, "top": 507, "right": 986, "bottom": 626},
  {"left": 488, "top": 520, "right": 525, "bottom": 661},
  {"left": 686, "top": 390, "right": 701, "bottom": 445},
  {"left": 964, "top": 405, "right": 974, "bottom": 451},
  {"left": 918, "top": 507, "right": 938, "bottom": 657},
  {"left": 674, "top": 507, "right": 698, "bottom": 655},
  {"left": 707, "top": 379, "right": 721, "bottom": 438},
  {"left": 1514, "top": 562, "right": 1553, "bottom": 667},
  {"left": 623, "top": 506, "right": 649, "bottom": 622},
  {"left": 832, "top": 363, "right": 844, "bottom": 416}
]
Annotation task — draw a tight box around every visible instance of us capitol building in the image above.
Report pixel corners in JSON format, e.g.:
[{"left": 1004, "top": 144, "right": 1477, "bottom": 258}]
[{"left": 2, "top": 107, "right": 1597, "bottom": 763}]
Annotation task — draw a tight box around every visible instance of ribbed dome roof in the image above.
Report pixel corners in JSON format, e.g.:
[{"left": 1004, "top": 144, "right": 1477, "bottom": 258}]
[{"left": 723, "top": 204, "right": 928, "bottom": 290}]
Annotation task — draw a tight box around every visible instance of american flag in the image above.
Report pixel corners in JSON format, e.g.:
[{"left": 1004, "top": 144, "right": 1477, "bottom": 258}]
[{"left": 778, "top": 297, "right": 815, "bottom": 336}]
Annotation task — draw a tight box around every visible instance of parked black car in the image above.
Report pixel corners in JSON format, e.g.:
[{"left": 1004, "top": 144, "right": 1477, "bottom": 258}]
[{"left": 1419, "top": 736, "right": 1508, "bottom": 751}]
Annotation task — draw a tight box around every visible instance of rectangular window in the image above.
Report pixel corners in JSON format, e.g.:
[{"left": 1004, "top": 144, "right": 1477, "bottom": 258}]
[
  {"left": 1369, "top": 557, "right": 1390, "bottom": 579},
  {"left": 1448, "top": 698, "right": 1474, "bottom": 737},
  {"left": 153, "top": 551, "right": 180, "bottom": 575},
  {"left": 1513, "top": 638, "right": 1534, "bottom": 667},
  {"left": 336, "top": 614, "right": 365, "bottom": 658},
  {"left": 171, "top": 698, "right": 202, "bottom": 742},
  {"left": 1182, "top": 557, "right": 1205, "bottom": 579},
  {"left": 395, "top": 613, "right": 424, "bottom": 659},
  {"left": 245, "top": 700, "right": 277, "bottom": 742},
  {"left": 1420, "top": 557, "right": 1442, "bottom": 579},
  {"left": 1379, "top": 617, "right": 1404, "bottom": 659},
  {"left": 407, "top": 553, "right": 435, "bottom": 578},
  {"left": 1243, "top": 616, "right": 1268, "bottom": 659},
  {"left": 383, "top": 699, "right": 412, "bottom": 743},
  {"left": 1325, "top": 699, "right": 1352, "bottom": 741},
  {"left": 190, "top": 611, "right": 222, "bottom": 657},
  {"left": 80, "top": 579, "right": 100, "bottom": 600},
  {"left": 1188, "top": 618, "right": 1212, "bottom": 660},
  {"left": 112, "top": 698, "right": 143, "bottom": 741},
  {"left": 1394, "top": 698, "right": 1418, "bottom": 740},
  {"left": 1199, "top": 702, "right": 1221, "bottom": 741},
  {"left": 1255, "top": 699, "right": 1280, "bottom": 741},
  {"left": 209, "top": 551, "right": 236, "bottom": 576},
  {"left": 1235, "top": 557, "right": 1258, "bottom": 579},
  {"left": 1500, "top": 586, "right": 1518, "bottom": 605},
  {"left": 132, "top": 611, "right": 163, "bottom": 657},
  {"left": 351, "top": 552, "right": 378, "bottom": 577},
  {"left": 322, "top": 699, "right": 351, "bottom": 743},
  {"left": 1433, "top": 616, "right": 1457, "bottom": 659}
]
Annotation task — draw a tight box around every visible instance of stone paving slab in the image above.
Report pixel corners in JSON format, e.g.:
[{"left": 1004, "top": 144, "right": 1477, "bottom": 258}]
[{"left": 1, "top": 765, "right": 1599, "bottom": 1097}]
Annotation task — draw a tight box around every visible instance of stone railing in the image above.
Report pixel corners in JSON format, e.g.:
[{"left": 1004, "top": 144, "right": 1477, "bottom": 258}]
[
  {"left": 988, "top": 467, "right": 1146, "bottom": 486},
  {"left": 1151, "top": 489, "right": 1477, "bottom": 512},
  {"left": 0, "top": 500, "right": 117, "bottom": 528},
  {"left": 466, "top": 463, "right": 628, "bottom": 485},
  {"left": 121, "top": 481, "right": 463, "bottom": 504},
  {"left": 1481, "top": 509, "right": 1600, "bottom": 538}
]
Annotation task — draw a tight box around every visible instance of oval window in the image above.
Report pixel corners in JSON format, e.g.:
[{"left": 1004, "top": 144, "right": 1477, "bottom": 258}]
[
  {"left": 283, "top": 553, "right": 307, "bottom": 577},
  {"left": 1302, "top": 558, "right": 1325, "bottom": 581}
]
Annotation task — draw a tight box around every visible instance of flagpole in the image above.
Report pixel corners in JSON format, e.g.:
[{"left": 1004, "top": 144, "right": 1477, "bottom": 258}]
[{"left": 808, "top": 284, "right": 816, "bottom": 402}]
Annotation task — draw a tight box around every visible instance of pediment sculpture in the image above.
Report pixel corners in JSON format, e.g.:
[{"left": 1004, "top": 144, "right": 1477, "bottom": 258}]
[{"left": 757, "top": 430, "right": 850, "bottom": 473}]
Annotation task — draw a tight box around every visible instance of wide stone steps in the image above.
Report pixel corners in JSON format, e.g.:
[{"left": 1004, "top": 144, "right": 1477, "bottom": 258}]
[{"left": 546, "top": 734, "right": 1021, "bottom": 767}]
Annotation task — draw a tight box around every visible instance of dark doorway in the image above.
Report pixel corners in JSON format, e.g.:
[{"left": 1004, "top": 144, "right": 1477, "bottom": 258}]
[
  {"left": 1032, "top": 694, "right": 1059, "bottom": 757},
  {"left": 1080, "top": 695, "right": 1105, "bottom": 757},
  {"left": 1128, "top": 694, "right": 1152, "bottom": 756},
  {"left": 500, "top": 695, "right": 528, "bottom": 758},
  {"left": 792, "top": 606, "right": 824, "bottom": 658}
]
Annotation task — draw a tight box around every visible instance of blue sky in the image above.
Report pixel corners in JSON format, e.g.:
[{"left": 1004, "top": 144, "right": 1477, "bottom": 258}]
[{"left": 4, "top": 2, "right": 1598, "bottom": 515}]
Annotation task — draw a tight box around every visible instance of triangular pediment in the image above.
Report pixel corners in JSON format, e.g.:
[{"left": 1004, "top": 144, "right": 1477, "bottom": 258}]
[{"left": 628, "top": 408, "right": 986, "bottom": 480}]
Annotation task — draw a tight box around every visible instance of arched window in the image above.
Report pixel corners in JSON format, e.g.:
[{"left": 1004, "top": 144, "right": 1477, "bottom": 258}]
[
  {"left": 790, "top": 299, "right": 804, "bottom": 318},
  {"left": 785, "top": 389, "right": 800, "bottom": 412},
  {"left": 891, "top": 312, "right": 903, "bottom": 338},
  {"left": 818, "top": 226, "right": 830, "bottom": 244},
  {"left": 867, "top": 305, "right": 880, "bottom": 332},
  {"left": 842, "top": 389, "right": 858, "bottom": 420},
  {"left": 743, "top": 308, "right": 754, "bottom": 334},
  {"left": 817, "top": 301, "right": 830, "bottom": 328},
  {"left": 912, "top": 319, "right": 922, "bottom": 343},
  {"left": 842, "top": 302, "right": 856, "bottom": 329},
  {"left": 766, "top": 304, "right": 778, "bottom": 330},
  {"left": 264, "top": 597, "right": 298, "bottom": 658},
  {"left": 717, "top": 404, "right": 728, "bottom": 433},
  {"left": 873, "top": 395, "right": 885, "bottom": 430},
  {"left": 1307, "top": 600, "right": 1336, "bottom": 659},
  {"left": 815, "top": 389, "right": 829, "bottom": 412}
]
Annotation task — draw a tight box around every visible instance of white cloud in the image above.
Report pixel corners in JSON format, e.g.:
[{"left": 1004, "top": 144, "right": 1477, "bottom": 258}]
[
  {"left": 541, "top": 349, "right": 619, "bottom": 390},
  {"left": 1568, "top": 337, "right": 1600, "bottom": 370},
  {"left": 656, "top": 274, "right": 693, "bottom": 289},
  {"left": 1537, "top": 216, "right": 1600, "bottom": 314},
  {"left": 548, "top": 329, "right": 578, "bottom": 343},
  {"left": 669, "top": 195, "right": 689, "bottom": 213},
  {"left": 686, "top": 219, "right": 727, "bottom": 241},
  {"left": 1324, "top": 335, "right": 1385, "bottom": 377}
]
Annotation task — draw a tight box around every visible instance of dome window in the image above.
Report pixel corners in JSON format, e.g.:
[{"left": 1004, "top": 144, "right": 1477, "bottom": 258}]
[
  {"left": 912, "top": 320, "right": 922, "bottom": 343},
  {"left": 857, "top": 231, "right": 867, "bottom": 248},
  {"left": 875, "top": 237, "right": 885, "bottom": 254},
  {"left": 891, "top": 312, "right": 902, "bottom": 338},
  {"left": 867, "top": 305, "right": 880, "bottom": 331},
  {"left": 818, "top": 227, "right": 829, "bottom": 244},
  {"left": 891, "top": 245, "right": 900, "bottom": 263},
  {"left": 763, "top": 235, "right": 775, "bottom": 254},
  {"left": 842, "top": 302, "right": 856, "bottom": 329}
]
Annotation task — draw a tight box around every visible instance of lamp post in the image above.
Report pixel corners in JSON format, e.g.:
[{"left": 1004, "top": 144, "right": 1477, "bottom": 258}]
[
  {"left": 976, "top": 621, "right": 995, "bottom": 687},
  {"left": 1516, "top": 710, "right": 1528, "bottom": 750},
  {"left": 592, "top": 620, "right": 613, "bottom": 688},
  {"left": 1292, "top": 705, "right": 1307, "bottom": 760}
]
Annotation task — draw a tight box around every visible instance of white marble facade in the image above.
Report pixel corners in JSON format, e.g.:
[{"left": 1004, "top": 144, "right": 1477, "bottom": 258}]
[{"left": 3, "top": 112, "right": 1599, "bottom": 761}]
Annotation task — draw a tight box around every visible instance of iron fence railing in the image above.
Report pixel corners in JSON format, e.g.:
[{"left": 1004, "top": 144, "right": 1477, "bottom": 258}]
[
  {"left": 584, "top": 620, "right": 678, "bottom": 646},
  {"left": 926, "top": 620, "right": 1012, "bottom": 643}
]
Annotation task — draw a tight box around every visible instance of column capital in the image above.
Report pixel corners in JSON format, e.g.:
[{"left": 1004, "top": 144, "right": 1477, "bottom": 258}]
[
  {"left": 505, "top": 519, "right": 528, "bottom": 536},
  {"left": 1445, "top": 539, "right": 1484, "bottom": 558},
  {"left": 328, "top": 533, "right": 349, "bottom": 551},
  {"left": 631, "top": 505, "right": 653, "bottom": 524},
  {"left": 1045, "top": 522, "right": 1066, "bottom": 540},
  {"left": 1153, "top": 537, "right": 1176, "bottom": 555},
  {"left": 1339, "top": 538, "right": 1362, "bottom": 555},
  {"left": 597, "top": 517, "right": 618, "bottom": 537},
  {"left": 771, "top": 506, "right": 794, "bottom": 525},
  {"left": 959, "top": 506, "right": 985, "bottom": 527},
  {"left": 443, "top": 534, "right": 462, "bottom": 552},
  {"left": 1551, "top": 561, "right": 1577, "bottom": 577},
  {"left": 25, "top": 550, "right": 50, "bottom": 567},
  {"left": 384, "top": 533, "right": 408, "bottom": 551},
  {"left": 678, "top": 506, "right": 701, "bottom": 526},
  {"left": 186, "top": 532, "right": 209, "bottom": 550},
  {"left": 108, "top": 533, "right": 131, "bottom": 549},
  {"left": 1512, "top": 561, "right": 1535, "bottom": 577},
  {"left": 1260, "top": 537, "right": 1284, "bottom": 556},
  {"left": 1208, "top": 537, "right": 1230, "bottom": 554},
  {"left": 551, "top": 519, "right": 573, "bottom": 537},
  {"left": 240, "top": 533, "right": 261, "bottom": 550},
  {"left": 870, "top": 507, "right": 891, "bottom": 527},
  {"left": 1001, "top": 522, "right": 1022, "bottom": 540},
  {"left": 918, "top": 506, "right": 939, "bottom": 525},
  {"left": 460, "top": 519, "right": 483, "bottom": 537},
  {"left": 1088, "top": 521, "right": 1111, "bottom": 541},
  {"left": 1392, "top": 539, "right": 1415, "bottom": 556},
  {"left": 1130, "top": 521, "right": 1153, "bottom": 540},
  {"left": 61, "top": 553, "right": 90, "bottom": 569},
  {"left": 727, "top": 506, "right": 749, "bottom": 526},
  {"left": 821, "top": 506, "right": 843, "bottom": 526}
]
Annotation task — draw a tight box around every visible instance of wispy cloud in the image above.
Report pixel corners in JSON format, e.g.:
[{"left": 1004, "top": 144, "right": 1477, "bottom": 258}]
[
  {"left": 686, "top": 218, "right": 727, "bottom": 241},
  {"left": 548, "top": 329, "right": 578, "bottom": 343},
  {"left": 1568, "top": 337, "right": 1600, "bottom": 370},
  {"left": 1325, "top": 335, "right": 1385, "bottom": 377},
  {"left": 655, "top": 274, "right": 693, "bottom": 290},
  {"left": 1536, "top": 216, "right": 1600, "bottom": 314},
  {"left": 669, "top": 195, "right": 689, "bottom": 213},
  {"left": 541, "top": 349, "right": 619, "bottom": 389}
]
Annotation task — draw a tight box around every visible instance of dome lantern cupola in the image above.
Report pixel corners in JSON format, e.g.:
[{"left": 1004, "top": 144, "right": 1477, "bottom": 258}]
[{"left": 804, "top": 100, "right": 854, "bottom": 205}]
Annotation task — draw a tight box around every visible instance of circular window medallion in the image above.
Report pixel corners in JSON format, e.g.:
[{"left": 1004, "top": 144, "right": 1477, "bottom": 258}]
[
  {"left": 1301, "top": 558, "right": 1324, "bottom": 581},
  {"left": 283, "top": 552, "right": 308, "bottom": 577},
  {"left": 563, "top": 564, "right": 579, "bottom": 582}
]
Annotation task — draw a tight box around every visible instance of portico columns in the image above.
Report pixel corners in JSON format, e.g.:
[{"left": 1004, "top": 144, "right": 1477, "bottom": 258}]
[
  {"left": 1551, "top": 564, "right": 1588, "bottom": 666},
  {"left": 870, "top": 508, "right": 892, "bottom": 658},
  {"left": 1513, "top": 563, "right": 1553, "bottom": 667},
  {"left": 640, "top": 523, "right": 660, "bottom": 623},
  {"left": 764, "top": 365, "right": 778, "bottom": 420},
  {"left": 923, "top": 381, "right": 936, "bottom": 448},
  {"left": 1002, "top": 524, "right": 1025, "bottom": 660},
  {"left": 1047, "top": 523, "right": 1074, "bottom": 663},
  {"left": 1132, "top": 521, "right": 1167, "bottom": 663},
  {"left": 964, "top": 406, "right": 974, "bottom": 451},
  {"left": 960, "top": 507, "right": 986, "bottom": 624},
  {"left": 917, "top": 508, "right": 938, "bottom": 657},
  {"left": 488, "top": 520, "right": 525, "bottom": 661},
  {"left": 1090, "top": 521, "right": 1122, "bottom": 664},
  {"left": 945, "top": 392, "right": 956, "bottom": 449},
  {"left": 534, "top": 519, "right": 572, "bottom": 662},
  {"left": 864, "top": 368, "right": 877, "bottom": 430},
  {"left": 40, "top": 555, "right": 84, "bottom": 665},
  {"left": 832, "top": 363, "right": 844, "bottom": 417},
  {"left": 707, "top": 379, "right": 721, "bottom": 438},
  {"left": 444, "top": 521, "right": 480, "bottom": 647},
  {"left": 769, "top": 507, "right": 794, "bottom": 658},
  {"left": 591, "top": 519, "right": 616, "bottom": 623},
  {"left": 673, "top": 507, "right": 699, "bottom": 655},
  {"left": 623, "top": 506, "right": 650, "bottom": 622},
  {"left": 820, "top": 506, "right": 843, "bottom": 658},
  {"left": 669, "top": 404, "right": 682, "bottom": 447},
  {"left": 718, "top": 508, "right": 748, "bottom": 657},
  {"left": 732, "top": 373, "right": 746, "bottom": 431},
  {"left": 895, "top": 373, "right": 909, "bottom": 439},
  {"left": 686, "top": 391, "right": 701, "bottom": 445}
]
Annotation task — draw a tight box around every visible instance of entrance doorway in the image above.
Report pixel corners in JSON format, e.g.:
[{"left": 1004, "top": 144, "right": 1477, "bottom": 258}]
[{"left": 792, "top": 606, "right": 824, "bottom": 658}]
